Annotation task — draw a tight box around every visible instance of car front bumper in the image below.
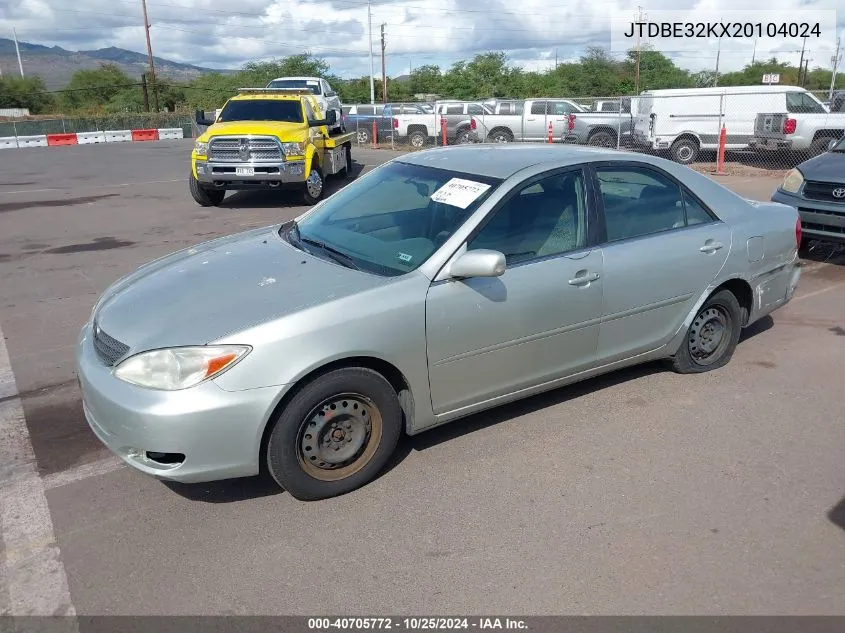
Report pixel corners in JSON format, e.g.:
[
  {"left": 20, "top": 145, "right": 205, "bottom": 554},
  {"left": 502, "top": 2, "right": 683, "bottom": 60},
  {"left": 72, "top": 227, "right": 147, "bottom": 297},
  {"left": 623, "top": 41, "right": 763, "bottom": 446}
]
[
  {"left": 195, "top": 158, "right": 307, "bottom": 189},
  {"left": 75, "top": 322, "right": 284, "bottom": 483},
  {"left": 772, "top": 189, "right": 845, "bottom": 245}
]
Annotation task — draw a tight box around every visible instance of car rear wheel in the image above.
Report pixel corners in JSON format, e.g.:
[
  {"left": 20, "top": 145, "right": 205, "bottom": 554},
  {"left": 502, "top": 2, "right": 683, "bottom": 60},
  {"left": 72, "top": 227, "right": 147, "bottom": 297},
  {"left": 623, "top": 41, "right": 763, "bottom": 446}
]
[
  {"left": 669, "top": 289, "right": 742, "bottom": 374},
  {"left": 189, "top": 172, "right": 225, "bottom": 206},
  {"left": 302, "top": 165, "right": 324, "bottom": 205},
  {"left": 587, "top": 131, "right": 616, "bottom": 147},
  {"left": 265, "top": 368, "right": 403, "bottom": 500},
  {"left": 409, "top": 131, "right": 427, "bottom": 149},
  {"left": 669, "top": 138, "right": 699, "bottom": 164}
]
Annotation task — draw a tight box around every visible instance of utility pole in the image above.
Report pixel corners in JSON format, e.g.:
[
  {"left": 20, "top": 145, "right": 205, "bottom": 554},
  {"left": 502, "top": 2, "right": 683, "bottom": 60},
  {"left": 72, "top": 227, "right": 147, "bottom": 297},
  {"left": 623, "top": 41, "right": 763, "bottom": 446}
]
[
  {"left": 751, "top": 38, "right": 757, "bottom": 65},
  {"left": 714, "top": 17, "right": 722, "bottom": 87},
  {"left": 367, "top": 0, "right": 375, "bottom": 104},
  {"left": 380, "top": 23, "right": 387, "bottom": 103},
  {"left": 13, "top": 28, "right": 24, "bottom": 78},
  {"left": 798, "top": 35, "right": 807, "bottom": 85},
  {"left": 141, "top": 73, "right": 150, "bottom": 112},
  {"left": 634, "top": 6, "right": 645, "bottom": 94},
  {"left": 140, "top": 0, "right": 159, "bottom": 111},
  {"left": 830, "top": 36, "right": 841, "bottom": 100},
  {"left": 554, "top": 48, "right": 558, "bottom": 69}
]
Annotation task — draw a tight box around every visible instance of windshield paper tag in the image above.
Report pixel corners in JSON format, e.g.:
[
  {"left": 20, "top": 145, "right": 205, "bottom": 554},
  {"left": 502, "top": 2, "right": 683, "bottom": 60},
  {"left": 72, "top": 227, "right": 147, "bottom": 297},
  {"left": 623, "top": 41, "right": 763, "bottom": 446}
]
[{"left": 430, "top": 178, "right": 491, "bottom": 209}]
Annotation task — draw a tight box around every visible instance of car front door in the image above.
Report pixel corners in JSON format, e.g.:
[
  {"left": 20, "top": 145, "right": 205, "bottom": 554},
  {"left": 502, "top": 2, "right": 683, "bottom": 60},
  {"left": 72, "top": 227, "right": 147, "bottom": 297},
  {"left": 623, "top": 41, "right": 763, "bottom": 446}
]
[
  {"left": 425, "top": 167, "right": 605, "bottom": 415},
  {"left": 590, "top": 162, "right": 732, "bottom": 364},
  {"left": 524, "top": 100, "right": 547, "bottom": 141}
]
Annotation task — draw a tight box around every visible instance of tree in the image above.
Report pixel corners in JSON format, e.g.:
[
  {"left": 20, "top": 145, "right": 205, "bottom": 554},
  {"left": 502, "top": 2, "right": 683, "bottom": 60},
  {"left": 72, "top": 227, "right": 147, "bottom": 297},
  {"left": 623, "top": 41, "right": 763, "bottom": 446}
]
[
  {"left": 0, "top": 75, "right": 56, "bottom": 114},
  {"left": 60, "top": 64, "right": 135, "bottom": 112}
]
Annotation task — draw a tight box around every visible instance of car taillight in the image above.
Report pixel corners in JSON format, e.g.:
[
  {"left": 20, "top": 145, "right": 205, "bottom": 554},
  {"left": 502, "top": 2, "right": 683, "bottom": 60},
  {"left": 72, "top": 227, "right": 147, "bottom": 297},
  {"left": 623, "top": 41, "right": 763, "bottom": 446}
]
[
  {"left": 795, "top": 217, "right": 802, "bottom": 248},
  {"left": 568, "top": 114, "right": 576, "bottom": 131},
  {"left": 783, "top": 118, "right": 797, "bottom": 134},
  {"left": 392, "top": 117, "right": 398, "bottom": 129},
  {"left": 471, "top": 118, "right": 476, "bottom": 130}
]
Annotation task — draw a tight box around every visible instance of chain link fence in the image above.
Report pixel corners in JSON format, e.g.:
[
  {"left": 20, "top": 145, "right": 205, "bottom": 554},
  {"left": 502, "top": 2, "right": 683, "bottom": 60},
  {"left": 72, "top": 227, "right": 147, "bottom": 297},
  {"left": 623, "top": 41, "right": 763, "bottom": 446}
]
[
  {"left": 342, "top": 89, "right": 843, "bottom": 174},
  {"left": 0, "top": 113, "right": 195, "bottom": 139}
]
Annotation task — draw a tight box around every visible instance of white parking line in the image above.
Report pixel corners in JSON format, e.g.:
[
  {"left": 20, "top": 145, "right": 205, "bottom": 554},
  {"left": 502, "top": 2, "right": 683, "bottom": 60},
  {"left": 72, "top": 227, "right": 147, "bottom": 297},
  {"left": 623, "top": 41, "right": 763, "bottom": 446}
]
[
  {"left": 43, "top": 456, "right": 126, "bottom": 491},
  {"left": 0, "top": 324, "right": 78, "bottom": 624}
]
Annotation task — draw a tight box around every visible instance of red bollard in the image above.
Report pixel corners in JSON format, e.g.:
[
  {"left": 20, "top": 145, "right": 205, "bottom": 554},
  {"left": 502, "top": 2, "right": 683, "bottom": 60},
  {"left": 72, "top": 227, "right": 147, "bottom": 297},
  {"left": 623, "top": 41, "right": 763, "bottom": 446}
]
[
  {"left": 716, "top": 124, "right": 727, "bottom": 174},
  {"left": 547, "top": 121, "right": 553, "bottom": 143},
  {"left": 372, "top": 119, "right": 377, "bottom": 149},
  {"left": 441, "top": 116, "right": 448, "bottom": 146}
]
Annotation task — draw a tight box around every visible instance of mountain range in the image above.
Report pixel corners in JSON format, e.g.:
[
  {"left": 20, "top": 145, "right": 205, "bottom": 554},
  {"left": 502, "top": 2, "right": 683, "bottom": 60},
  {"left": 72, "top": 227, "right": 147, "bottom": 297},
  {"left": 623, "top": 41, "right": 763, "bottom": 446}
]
[{"left": 0, "top": 38, "right": 234, "bottom": 89}]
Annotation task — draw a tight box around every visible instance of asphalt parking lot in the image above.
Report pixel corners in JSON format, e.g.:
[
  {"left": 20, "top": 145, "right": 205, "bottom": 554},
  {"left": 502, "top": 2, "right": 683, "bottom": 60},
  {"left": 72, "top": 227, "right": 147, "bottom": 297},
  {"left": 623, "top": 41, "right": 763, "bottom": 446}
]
[{"left": 1, "top": 139, "right": 845, "bottom": 616}]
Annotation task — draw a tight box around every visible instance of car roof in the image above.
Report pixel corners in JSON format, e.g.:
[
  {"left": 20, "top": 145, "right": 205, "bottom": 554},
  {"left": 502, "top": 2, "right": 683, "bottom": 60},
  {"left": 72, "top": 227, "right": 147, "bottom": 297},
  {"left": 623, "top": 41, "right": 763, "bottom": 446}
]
[{"left": 395, "top": 144, "right": 637, "bottom": 179}]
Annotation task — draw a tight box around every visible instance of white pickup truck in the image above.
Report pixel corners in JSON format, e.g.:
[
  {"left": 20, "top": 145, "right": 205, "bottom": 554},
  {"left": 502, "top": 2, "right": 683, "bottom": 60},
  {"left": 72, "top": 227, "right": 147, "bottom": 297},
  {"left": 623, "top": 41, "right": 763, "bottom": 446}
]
[{"left": 749, "top": 108, "right": 845, "bottom": 158}]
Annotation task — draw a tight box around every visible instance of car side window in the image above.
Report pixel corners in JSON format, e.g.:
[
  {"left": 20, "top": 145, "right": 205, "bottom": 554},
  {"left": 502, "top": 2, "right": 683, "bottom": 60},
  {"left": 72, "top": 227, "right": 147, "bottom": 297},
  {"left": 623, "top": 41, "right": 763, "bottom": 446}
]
[
  {"left": 682, "top": 190, "right": 716, "bottom": 226},
  {"left": 548, "top": 101, "right": 573, "bottom": 115},
  {"left": 530, "top": 101, "right": 546, "bottom": 115},
  {"left": 467, "top": 104, "right": 483, "bottom": 115},
  {"left": 786, "top": 92, "right": 826, "bottom": 114},
  {"left": 446, "top": 105, "right": 463, "bottom": 115},
  {"left": 468, "top": 170, "right": 588, "bottom": 265},
  {"left": 596, "top": 166, "right": 687, "bottom": 242}
]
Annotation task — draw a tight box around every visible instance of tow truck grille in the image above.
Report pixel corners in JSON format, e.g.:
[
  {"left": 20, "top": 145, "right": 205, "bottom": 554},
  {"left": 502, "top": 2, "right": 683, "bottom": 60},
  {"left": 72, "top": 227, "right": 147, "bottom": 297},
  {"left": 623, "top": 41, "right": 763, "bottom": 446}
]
[
  {"left": 92, "top": 323, "right": 130, "bottom": 367},
  {"left": 208, "top": 137, "right": 282, "bottom": 161}
]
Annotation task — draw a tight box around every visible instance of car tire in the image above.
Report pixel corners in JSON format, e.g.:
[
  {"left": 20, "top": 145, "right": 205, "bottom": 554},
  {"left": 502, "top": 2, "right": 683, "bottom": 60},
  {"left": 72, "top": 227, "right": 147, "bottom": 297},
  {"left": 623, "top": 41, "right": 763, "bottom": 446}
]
[
  {"left": 669, "top": 289, "right": 742, "bottom": 374},
  {"left": 265, "top": 367, "right": 403, "bottom": 501},
  {"left": 409, "top": 131, "right": 427, "bottom": 149},
  {"left": 189, "top": 172, "right": 225, "bottom": 207},
  {"left": 808, "top": 137, "right": 835, "bottom": 158},
  {"left": 669, "top": 138, "right": 699, "bottom": 165},
  {"left": 455, "top": 128, "right": 471, "bottom": 144},
  {"left": 356, "top": 128, "right": 370, "bottom": 145},
  {"left": 487, "top": 129, "right": 513, "bottom": 143},
  {"left": 302, "top": 165, "right": 324, "bottom": 205},
  {"left": 587, "top": 131, "right": 616, "bottom": 147}
]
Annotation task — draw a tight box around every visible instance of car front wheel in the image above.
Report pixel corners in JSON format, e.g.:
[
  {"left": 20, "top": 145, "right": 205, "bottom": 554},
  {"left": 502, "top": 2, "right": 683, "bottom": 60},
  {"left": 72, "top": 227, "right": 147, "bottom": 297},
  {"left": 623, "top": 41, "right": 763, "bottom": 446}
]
[
  {"left": 265, "top": 368, "right": 403, "bottom": 500},
  {"left": 669, "top": 289, "right": 742, "bottom": 374}
]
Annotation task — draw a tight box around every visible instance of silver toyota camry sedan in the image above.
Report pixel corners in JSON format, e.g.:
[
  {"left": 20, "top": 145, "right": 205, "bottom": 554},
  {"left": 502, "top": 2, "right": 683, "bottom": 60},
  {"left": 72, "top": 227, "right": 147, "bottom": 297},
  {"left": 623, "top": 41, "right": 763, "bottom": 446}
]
[{"left": 76, "top": 145, "right": 802, "bottom": 501}]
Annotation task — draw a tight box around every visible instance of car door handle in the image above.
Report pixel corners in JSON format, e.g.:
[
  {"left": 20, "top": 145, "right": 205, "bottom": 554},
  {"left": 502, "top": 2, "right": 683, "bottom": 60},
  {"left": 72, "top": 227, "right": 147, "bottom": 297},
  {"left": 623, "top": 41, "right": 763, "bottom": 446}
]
[
  {"left": 568, "top": 272, "right": 600, "bottom": 286},
  {"left": 699, "top": 241, "right": 724, "bottom": 254}
]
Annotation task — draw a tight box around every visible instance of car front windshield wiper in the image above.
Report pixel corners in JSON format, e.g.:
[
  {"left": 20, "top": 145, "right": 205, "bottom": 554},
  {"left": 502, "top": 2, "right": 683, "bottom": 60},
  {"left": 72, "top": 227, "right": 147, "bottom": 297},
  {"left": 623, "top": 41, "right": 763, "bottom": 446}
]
[{"left": 299, "top": 236, "right": 361, "bottom": 271}]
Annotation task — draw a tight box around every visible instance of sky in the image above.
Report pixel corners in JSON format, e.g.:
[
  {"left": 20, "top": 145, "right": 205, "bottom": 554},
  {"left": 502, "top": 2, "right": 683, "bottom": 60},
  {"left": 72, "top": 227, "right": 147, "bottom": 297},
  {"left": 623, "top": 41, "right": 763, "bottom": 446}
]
[{"left": 1, "top": 0, "right": 843, "bottom": 78}]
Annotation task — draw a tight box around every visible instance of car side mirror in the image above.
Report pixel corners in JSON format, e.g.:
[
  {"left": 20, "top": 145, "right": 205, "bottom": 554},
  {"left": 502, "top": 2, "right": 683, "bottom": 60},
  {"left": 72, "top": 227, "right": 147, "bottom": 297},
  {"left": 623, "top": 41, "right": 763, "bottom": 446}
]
[
  {"left": 326, "top": 90, "right": 337, "bottom": 98},
  {"left": 449, "top": 249, "right": 506, "bottom": 279},
  {"left": 195, "top": 110, "right": 215, "bottom": 126}
]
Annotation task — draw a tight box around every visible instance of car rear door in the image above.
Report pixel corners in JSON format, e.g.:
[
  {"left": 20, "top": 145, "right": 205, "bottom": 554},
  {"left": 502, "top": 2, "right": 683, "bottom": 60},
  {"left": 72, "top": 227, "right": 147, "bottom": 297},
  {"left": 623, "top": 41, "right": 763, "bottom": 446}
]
[
  {"left": 425, "top": 166, "right": 605, "bottom": 414},
  {"left": 589, "top": 161, "right": 732, "bottom": 364}
]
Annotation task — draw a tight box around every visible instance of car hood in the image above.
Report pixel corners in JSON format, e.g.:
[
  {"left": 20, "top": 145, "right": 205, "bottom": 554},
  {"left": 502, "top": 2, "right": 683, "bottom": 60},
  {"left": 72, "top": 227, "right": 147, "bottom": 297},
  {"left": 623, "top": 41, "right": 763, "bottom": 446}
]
[
  {"left": 799, "top": 151, "right": 845, "bottom": 183},
  {"left": 202, "top": 120, "right": 307, "bottom": 140},
  {"left": 92, "top": 226, "right": 388, "bottom": 352}
]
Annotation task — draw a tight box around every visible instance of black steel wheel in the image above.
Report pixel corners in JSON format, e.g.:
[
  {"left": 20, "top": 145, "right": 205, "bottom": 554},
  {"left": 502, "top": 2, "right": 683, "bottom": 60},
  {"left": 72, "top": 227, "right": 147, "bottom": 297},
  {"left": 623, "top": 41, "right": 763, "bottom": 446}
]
[
  {"left": 670, "top": 289, "right": 742, "bottom": 374},
  {"left": 189, "top": 172, "right": 225, "bottom": 206},
  {"left": 265, "top": 367, "right": 403, "bottom": 500}
]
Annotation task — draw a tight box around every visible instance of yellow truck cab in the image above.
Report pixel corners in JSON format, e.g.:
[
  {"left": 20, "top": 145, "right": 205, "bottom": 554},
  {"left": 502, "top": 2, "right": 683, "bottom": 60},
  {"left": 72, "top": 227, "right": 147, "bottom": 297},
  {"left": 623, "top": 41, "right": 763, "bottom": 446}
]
[{"left": 190, "top": 88, "right": 355, "bottom": 206}]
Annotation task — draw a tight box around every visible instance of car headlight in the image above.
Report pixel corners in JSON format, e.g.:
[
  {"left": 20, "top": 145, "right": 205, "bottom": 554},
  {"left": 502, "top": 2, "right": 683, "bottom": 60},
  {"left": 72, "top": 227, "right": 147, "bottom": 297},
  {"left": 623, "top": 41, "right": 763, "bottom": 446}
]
[
  {"left": 281, "top": 141, "right": 306, "bottom": 156},
  {"left": 781, "top": 168, "right": 804, "bottom": 194},
  {"left": 114, "top": 345, "right": 250, "bottom": 390},
  {"left": 194, "top": 141, "right": 209, "bottom": 156}
]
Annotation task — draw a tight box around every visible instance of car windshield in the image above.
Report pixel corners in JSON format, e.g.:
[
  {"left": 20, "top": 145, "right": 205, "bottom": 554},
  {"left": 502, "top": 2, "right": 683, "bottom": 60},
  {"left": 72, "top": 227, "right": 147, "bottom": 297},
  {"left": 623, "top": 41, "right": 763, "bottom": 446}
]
[
  {"left": 217, "top": 99, "right": 303, "bottom": 123},
  {"left": 267, "top": 79, "right": 322, "bottom": 95},
  {"left": 284, "top": 161, "right": 503, "bottom": 277}
]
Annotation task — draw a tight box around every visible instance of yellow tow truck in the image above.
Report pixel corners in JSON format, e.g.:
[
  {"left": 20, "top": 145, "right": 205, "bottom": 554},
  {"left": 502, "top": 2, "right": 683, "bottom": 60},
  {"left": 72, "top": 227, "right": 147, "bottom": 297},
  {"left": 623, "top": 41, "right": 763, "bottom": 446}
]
[{"left": 190, "top": 88, "right": 355, "bottom": 206}]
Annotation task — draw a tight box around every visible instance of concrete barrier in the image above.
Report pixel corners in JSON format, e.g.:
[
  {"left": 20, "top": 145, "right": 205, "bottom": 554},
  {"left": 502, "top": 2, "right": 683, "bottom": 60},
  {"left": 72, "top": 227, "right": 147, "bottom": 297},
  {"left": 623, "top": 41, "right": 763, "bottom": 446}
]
[
  {"left": 131, "top": 129, "right": 159, "bottom": 142},
  {"left": 16, "top": 135, "right": 48, "bottom": 148},
  {"left": 77, "top": 131, "right": 107, "bottom": 145},
  {"left": 0, "top": 137, "right": 18, "bottom": 149},
  {"left": 105, "top": 130, "right": 132, "bottom": 143},
  {"left": 46, "top": 133, "right": 79, "bottom": 146},
  {"left": 157, "top": 128, "right": 184, "bottom": 140}
]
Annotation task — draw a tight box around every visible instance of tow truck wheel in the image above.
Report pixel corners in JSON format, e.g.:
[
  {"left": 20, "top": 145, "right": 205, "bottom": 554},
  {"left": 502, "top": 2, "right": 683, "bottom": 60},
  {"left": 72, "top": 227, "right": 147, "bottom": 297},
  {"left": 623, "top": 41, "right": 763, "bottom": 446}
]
[
  {"left": 189, "top": 173, "right": 225, "bottom": 207},
  {"left": 302, "top": 166, "right": 325, "bottom": 205}
]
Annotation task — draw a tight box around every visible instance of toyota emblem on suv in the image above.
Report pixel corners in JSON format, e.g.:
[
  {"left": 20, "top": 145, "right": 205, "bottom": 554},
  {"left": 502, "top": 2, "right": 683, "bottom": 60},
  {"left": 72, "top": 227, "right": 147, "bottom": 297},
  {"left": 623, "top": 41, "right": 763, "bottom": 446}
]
[
  {"left": 832, "top": 187, "right": 845, "bottom": 199},
  {"left": 239, "top": 139, "right": 250, "bottom": 161}
]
